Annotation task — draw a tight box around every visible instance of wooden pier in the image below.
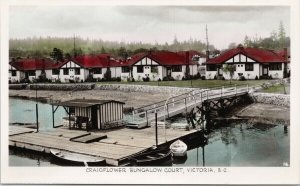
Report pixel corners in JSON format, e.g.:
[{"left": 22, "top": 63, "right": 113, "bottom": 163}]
[
  {"left": 127, "top": 84, "right": 250, "bottom": 128},
  {"left": 9, "top": 125, "right": 199, "bottom": 166}
]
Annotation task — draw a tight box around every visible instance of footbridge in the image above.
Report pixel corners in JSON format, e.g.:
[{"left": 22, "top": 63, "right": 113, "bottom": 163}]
[{"left": 126, "top": 84, "right": 251, "bottom": 128}]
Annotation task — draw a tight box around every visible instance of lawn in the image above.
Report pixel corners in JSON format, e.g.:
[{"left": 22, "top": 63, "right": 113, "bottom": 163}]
[
  {"left": 96, "top": 79, "right": 269, "bottom": 89},
  {"left": 261, "top": 84, "right": 288, "bottom": 94}
]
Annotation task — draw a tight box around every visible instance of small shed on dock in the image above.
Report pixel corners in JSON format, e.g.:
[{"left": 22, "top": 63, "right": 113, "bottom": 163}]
[{"left": 52, "top": 99, "right": 125, "bottom": 130}]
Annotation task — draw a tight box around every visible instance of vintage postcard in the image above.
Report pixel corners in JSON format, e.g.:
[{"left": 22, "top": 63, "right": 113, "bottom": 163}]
[{"left": 1, "top": 0, "right": 300, "bottom": 184}]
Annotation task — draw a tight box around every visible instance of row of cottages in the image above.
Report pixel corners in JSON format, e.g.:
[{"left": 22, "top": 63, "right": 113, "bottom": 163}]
[
  {"left": 205, "top": 46, "right": 289, "bottom": 80},
  {"left": 9, "top": 51, "right": 201, "bottom": 83}
]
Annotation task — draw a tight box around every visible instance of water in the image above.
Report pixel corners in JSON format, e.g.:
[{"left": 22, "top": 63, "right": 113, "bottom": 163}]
[
  {"left": 9, "top": 98, "right": 67, "bottom": 130},
  {"left": 9, "top": 98, "right": 289, "bottom": 167},
  {"left": 173, "top": 123, "right": 290, "bottom": 167}
]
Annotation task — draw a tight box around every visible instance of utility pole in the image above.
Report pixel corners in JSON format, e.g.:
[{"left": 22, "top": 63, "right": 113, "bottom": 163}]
[
  {"left": 206, "top": 24, "right": 209, "bottom": 52},
  {"left": 205, "top": 24, "right": 210, "bottom": 62},
  {"left": 73, "top": 34, "right": 76, "bottom": 57}
]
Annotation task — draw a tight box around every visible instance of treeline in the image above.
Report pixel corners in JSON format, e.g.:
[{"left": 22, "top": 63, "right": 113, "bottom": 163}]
[
  {"left": 9, "top": 36, "right": 215, "bottom": 59},
  {"left": 228, "top": 21, "right": 290, "bottom": 51}
]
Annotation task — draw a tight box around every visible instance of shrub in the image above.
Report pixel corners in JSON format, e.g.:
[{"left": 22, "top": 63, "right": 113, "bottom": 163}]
[
  {"left": 201, "top": 76, "right": 206, "bottom": 80},
  {"left": 132, "top": 78, "right": 135, "bottom": 82},
  {"left": 116, "top": 77, "right": 121, "bottom": 82},
  {"left": 239, "top": 75, "right": 246, "bottom": 81},
  {"left": 222, "top": 76, "right": 225, "bottom": 80},
  {"left": 182, "top": 76, "right": 186, "bottom": 81},
  {"left": 142, "top": 76, "right": 150, "bottom": 82},
  {"left": 158, "top": 78, "right": 161, "bottom": 81},
  {"left": 268, "top": 75, "right": 273, "bottom": 79},
  {"left": 163, "top": 76, "right": 175, "bottom": 81},
  {"left": 81, "top": 80, "right": 84, "bottom": 83},
  {"left": 255, "top": 75, "right": 258, "bottom": 80},
  {"left": 213, "top": 75, "right": 217, "bottom": 80},
  {"left": 195, "top": 72, "right": 201, "bottom": 79}
]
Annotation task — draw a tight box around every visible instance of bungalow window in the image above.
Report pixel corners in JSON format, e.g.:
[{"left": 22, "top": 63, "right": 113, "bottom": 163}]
[
  {"left": 75, "top": 68, "right": 81, "bottom": 75},
  {"left": 206, "top": 65, "right": 217, "bottom": 71},
  {"left": 172, "top": 65, "right": 182, "bottom": 72},
  {"left": 28, "top": 70, "right": 36, "bottom": 76},
  {"left": 52, "top": 69, "right": 59, "bottom": 75},
  {"left": 137, "top": 66, "right": 144, "bottom": 73},
  {"left": 122, "top": 66, "right": 130, "bottom": 73},
  {"left": 269, "top": 64, "right": 282, "bottom": 71},
  {"left": 93, "top": 68, "right": 102, "bottom": 74},
  {"left": 151, "top": 66, "right": 158, "bottom": 73},
  {"left": 245, "top": 64, "right": 254, "bottom": 71},
  {"left": 63, "top": 68, "right": 69, "bottom": 75},
  {"left": 11, "top": 70, "right": 17, "bottom": 76}
]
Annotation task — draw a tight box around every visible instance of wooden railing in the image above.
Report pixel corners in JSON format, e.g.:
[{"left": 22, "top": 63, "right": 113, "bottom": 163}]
[{"left": 130, "top": 84, "right": 250, "bottom": 124}]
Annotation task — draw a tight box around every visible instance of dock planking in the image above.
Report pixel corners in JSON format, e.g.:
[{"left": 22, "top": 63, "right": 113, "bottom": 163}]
[
  {"left": 9, "top": 125, "right": 35, "bottom": 136},
  {"left": 9, "top": 125, "right": 197, "bottom": 166}
]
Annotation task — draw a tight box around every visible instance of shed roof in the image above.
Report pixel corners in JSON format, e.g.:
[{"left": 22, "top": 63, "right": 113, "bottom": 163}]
[{"left": 53, "top": 99, "right": 125, "bottom": 108}]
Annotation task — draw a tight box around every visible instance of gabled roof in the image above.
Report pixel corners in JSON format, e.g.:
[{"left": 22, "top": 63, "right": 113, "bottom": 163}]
[
  {"left": 206, "top": 46, "right": 286, "bottom": 64},
  {"left": 70, "top": 54, "right": 118, "bottom": 68},
  {"left": 10, "top": 58, "right": 61, "bottom": 71},
  {"left": 127, "top": 51, "right": 198, "bottom": 66},
  {"left": 275, "top": 49, "right": 290, "bottom": 62}
]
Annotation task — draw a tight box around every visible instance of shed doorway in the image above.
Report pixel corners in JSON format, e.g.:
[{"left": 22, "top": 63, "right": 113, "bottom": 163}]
[{"left": 91, "top": 105, "right": 98, "bottom": 130}]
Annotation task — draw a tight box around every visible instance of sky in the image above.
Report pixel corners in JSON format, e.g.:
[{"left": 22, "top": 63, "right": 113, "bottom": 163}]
[{"left": 9, "top": 6, "right": 290, "bottom": 50}]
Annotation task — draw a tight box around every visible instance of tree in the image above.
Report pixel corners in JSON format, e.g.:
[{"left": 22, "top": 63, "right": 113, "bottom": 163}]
[
  {"left": 278, "top": 21, "right": 286, "bottom": 48},
  {"left": 228, "top": 42, "right": 237, "bottom": 49},
  {"left": 50, "top": 48, "right": 63, "bottom": 61},
  {"left": 101, "top": 46, "right": 106, "bottom": 54},
  {"left": 243, "top": 35, "right": 251, "bottom": 47},
  {"left": 222, "top": 64, "right": 236, "bottom": 85}
]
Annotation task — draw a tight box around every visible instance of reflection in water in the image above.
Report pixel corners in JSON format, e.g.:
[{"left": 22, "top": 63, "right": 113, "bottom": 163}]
[{"left": 173, "top": 122, "right": 289, "bottom": 167}]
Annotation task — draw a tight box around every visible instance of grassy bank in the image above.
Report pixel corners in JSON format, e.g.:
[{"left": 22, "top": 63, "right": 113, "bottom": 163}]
[
  {"left": 96, "top": 79, "right": 268, "bottom": 89},
  {"left": 261, "top": 84, "right": 289, "bottom": 94}
]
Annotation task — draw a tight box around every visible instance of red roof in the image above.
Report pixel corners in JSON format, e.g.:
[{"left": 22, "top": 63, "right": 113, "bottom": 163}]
[
  {"left": 10, "top": 58, "right": 61, "bottom": 71},
  {"left": 72, "top": 55, "right": 110, "bottom": 68},
  {"left": 127, "top": 51, "right": 198, "bottom": 66},
  {"left": 206, "top": 46, "right": 286, "bottom": 64}
]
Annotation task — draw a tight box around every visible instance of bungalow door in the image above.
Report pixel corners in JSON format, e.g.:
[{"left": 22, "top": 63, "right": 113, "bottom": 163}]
[
  {"left": 263, "top": 65, "right": 268, "bottom": 76},
  {"left": 167, "top": 67, "right": 171, "bottom": 77}
]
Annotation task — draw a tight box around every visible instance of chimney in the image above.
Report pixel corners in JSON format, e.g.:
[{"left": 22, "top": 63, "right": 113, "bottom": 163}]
[
  {"left": 185, "top": 51, "right": 189, "bottom": 64},
  {"left": 206, "top": 50, "right": 210, "bottom": 61},
  {"left": 284, "top": 48, "right": 288, "bottom": 62}
]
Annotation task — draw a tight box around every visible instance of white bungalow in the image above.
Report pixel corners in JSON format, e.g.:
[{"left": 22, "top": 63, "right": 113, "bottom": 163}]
[
  {"left": 122, "top": 51, "right": 198, "bottom": 81},
  {"left": 9, "top": 58, "right": 60, "bottom": 83},
  {"left": 205, "top": 45, "right": 289, "bottom": 80}
]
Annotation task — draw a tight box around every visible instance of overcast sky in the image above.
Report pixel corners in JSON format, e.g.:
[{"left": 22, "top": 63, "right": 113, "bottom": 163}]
[{"left": 9, "top": 6, "right": 290, "bottom": 50}]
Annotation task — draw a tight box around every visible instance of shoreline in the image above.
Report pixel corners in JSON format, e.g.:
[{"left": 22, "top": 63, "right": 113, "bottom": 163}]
[{"left": 9, "top": 89, "right": 173, "bottom": 110}]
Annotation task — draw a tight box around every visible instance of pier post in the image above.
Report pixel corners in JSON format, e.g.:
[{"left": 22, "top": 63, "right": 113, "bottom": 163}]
[
  {"left": 221, "top": 86, "right": 223, "bottom": 98},
  {"left": 36, "top": 103, "right": 39, "bottom": 132},
  {"left": 155, "top": 113, "right": 158, "bottom": 146},
  {"left": 52, "top": 104, "right": 54, "bottom": 128},
  {"left": 146, "top": 110, "right": 148, "bottom": 127},
  {"left": 235, "top": 84, "right": 237, "bottom": 95},
  {"left": 200, "top": 92, "right": 202, "bottom": 102},
  {"left": 206, "top": 90, "right": 209, "bottom": 100}
]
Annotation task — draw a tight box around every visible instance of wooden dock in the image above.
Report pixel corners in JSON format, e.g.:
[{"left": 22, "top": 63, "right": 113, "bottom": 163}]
[
  {"left": 9, "top": 125, "right": 199, "bottom": 166},
  {"left": 127, "top": 85, "right": 250, "bottom": 128}
]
